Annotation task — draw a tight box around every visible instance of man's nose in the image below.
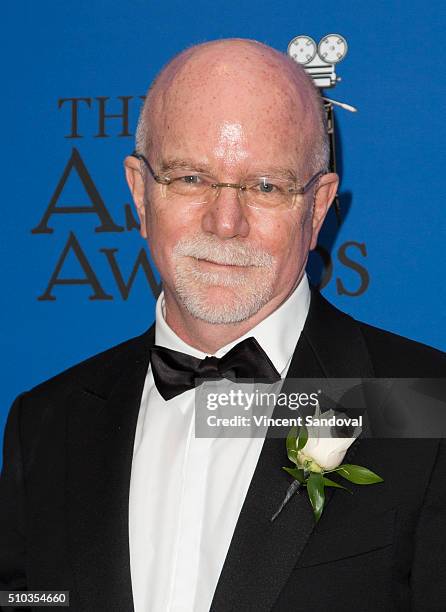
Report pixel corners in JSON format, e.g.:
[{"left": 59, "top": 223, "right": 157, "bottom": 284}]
[{"left": 201, "top": 186, "right": 250, "bottom": 239}]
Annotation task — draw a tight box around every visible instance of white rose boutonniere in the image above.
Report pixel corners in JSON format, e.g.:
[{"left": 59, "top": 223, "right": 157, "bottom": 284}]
[{"left": 271, "top": 410, "right": 384, "bottom": 523}]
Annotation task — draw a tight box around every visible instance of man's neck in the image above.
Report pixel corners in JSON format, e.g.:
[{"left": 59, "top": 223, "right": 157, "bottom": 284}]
[{"left": 162, "top": 278, "right": 303, "bottom": 354}]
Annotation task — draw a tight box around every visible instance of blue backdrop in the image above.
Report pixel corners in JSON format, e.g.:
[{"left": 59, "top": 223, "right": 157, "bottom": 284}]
[{"left": 2, "top": 0, "right": 445, "bottom": 445}]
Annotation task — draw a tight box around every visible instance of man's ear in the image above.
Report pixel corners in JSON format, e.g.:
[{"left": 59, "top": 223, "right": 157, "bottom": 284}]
[
  {"left": 309, "top": 172, "right": 339, "bottom": 250},
  {"left": 124, "top": 155, "right": 148, "bottom": 239}
]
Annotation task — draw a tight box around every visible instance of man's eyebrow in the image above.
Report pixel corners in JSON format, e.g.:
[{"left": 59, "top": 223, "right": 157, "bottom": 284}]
[
  {"left": 159, "top": 158, "right": 299, "bottom": 181},
  {"left": 251, "top": 167, "right": 298, "bottom": 181},
  {"left": 159, "top": 158, "right": 212, "bottom": 174}
]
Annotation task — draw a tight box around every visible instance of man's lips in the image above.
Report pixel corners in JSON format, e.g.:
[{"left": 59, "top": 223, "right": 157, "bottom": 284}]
[{"left": 192, "top": 257, "right": 254, "bottom": 270}]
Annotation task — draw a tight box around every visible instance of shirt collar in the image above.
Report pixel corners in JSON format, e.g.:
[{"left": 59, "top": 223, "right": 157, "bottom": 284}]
[{"left": 155, "top": 273, "right": 310, "bottom": 376}]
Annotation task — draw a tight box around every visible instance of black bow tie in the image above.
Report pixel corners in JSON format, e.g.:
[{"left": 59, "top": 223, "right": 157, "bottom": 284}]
[{"left": 150, "top": 336, "right": 281, "bottom": 400}]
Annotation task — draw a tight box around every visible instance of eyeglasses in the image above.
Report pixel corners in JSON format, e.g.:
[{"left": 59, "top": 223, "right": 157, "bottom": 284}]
[{"left": 131, "top": 152, "right": 324, "bottom": 211}]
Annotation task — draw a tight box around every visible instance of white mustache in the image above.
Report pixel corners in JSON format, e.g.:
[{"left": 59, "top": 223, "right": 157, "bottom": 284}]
[{"left": 173, "top": 235, "right": 275, "bottom": 268}]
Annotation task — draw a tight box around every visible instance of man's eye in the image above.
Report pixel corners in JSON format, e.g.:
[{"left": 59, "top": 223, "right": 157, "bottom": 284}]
[
  {"left": 180, "top": 175, "right": 201, "bottom": 185},
  {"left": 257, "top": 180, "right": 277, "bottom": 194}
]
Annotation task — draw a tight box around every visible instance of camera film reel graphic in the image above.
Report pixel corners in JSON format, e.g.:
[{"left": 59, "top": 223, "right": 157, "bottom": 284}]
[
  {"left": 287, "top": 35, "right": 317, "bottom": 65},
  {"left": 318, "top": 34, "right": 348, "bottom": 64},
  {"left": 288, "top": 34, "right": 348, "bottom": 88}
]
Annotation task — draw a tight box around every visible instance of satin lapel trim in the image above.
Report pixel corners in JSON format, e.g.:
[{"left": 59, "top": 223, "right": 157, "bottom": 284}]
[
  {"left": 66, "top": 344, "right": 151, "bottom": 611},
  {"left": 211, "top": 291, "right": 374, "bottom": 612},
  {"left": 301, "top": 287, "right": 376, "bottom": 380}
]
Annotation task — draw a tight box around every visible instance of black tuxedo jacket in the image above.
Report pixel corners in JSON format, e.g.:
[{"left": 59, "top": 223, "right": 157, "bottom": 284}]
[{"left": 1, "top": 289, "right": 446, "bottom": 611}]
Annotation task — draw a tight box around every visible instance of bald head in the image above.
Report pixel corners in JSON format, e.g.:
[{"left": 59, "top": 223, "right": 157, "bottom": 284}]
[{"left": 136, "top": 38, "right": 329, "bottom": 175}]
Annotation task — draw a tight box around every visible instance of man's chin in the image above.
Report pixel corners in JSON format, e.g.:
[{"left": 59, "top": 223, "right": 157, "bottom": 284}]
[{"left": 175, "top": 283, "right": 273, "bottom": 325}]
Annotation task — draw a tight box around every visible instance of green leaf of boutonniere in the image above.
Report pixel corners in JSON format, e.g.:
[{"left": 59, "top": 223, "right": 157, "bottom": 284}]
[
  {"left": 307, "top": 472, "right": 325, "bottom": 522},
  {"left": 286, "top": 426, "right": 298, "bottom": 464},
  {"left": 282, "top": 466, "right": 305, "bottom": 483},
  {"left": 336, "top": 464, "right": 384, "bottom": 485},
  {"left": 296, "top": 425, "right": 308, "bottom": 451},
  {"left": 286, "top": 425, "right": 309, "bottom": 466},
  {"left": 322, "top": 476, "right": 352, "bottom": 492}
]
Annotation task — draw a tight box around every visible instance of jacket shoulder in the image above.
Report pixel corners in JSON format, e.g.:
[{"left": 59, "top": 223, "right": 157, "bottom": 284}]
[
  {"left": 309, "top": 289, "right": 445, "bottom": 377},
  {"left": 23, "top": 326, "right": 154, "bottom": 402},
  {"left": 357, "top": 320, "right": 446, "bottom": 377}
]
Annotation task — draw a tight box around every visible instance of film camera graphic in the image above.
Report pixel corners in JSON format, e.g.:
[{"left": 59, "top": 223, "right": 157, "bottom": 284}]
[
  {"left": 288, "top": 34, "right": 356, "bottom": 218},
  {"left": 288, "top": 34, "right": 348, "bottom": 89}
]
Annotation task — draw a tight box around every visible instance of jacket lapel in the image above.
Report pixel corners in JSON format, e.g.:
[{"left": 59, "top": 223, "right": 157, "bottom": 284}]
[
  {"left": 65, "top": 328, "right": 154, "bottom": 611},
  {"left": 210, "top": 288, "right": 375, "bottom": 611}
]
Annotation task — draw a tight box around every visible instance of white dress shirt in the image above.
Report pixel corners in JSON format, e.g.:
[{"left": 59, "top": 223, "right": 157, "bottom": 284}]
[{"left": 129, "top": 274, "right": 311, "bottom": 612}]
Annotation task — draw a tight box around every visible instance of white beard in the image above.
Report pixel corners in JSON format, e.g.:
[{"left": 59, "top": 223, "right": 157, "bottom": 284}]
[{"left": 172, "top": 234, "right": 277, "bottom": 324}]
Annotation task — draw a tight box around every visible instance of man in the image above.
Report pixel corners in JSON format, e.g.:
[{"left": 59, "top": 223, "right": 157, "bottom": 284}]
[{"left": 1, "top": 38, "right": 445, "bottom": 612}]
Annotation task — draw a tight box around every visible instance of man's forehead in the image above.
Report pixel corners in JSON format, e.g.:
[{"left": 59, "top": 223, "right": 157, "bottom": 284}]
[
  {"left": 155, "top": 77, "right": 310, "bottom": 150},
  {"left": 153, "top": 100, "right": 310, "bottom": 174}
]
